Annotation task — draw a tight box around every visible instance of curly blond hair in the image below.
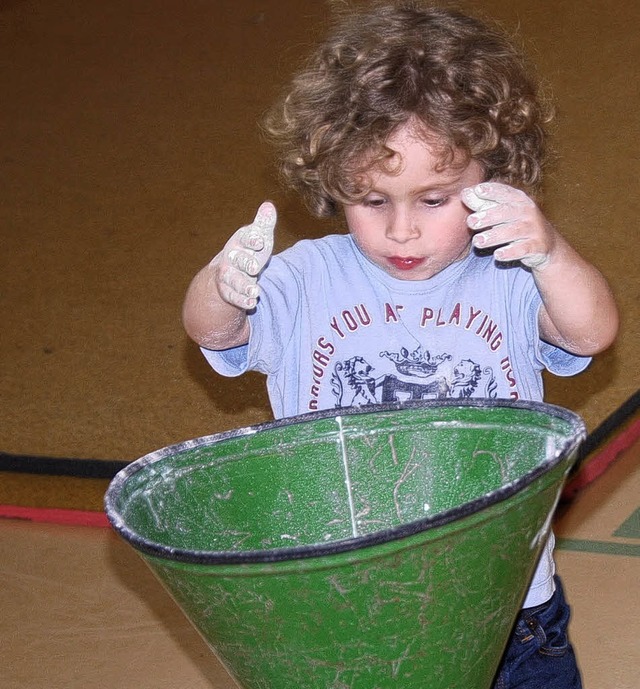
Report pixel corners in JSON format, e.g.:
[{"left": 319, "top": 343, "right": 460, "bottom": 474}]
[{"left": 262, "top": 1, "right": 552, "bottom": 217}]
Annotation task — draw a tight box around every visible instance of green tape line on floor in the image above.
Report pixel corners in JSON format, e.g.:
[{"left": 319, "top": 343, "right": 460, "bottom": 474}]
[{"left": 556, "top": 538, "right": 640, "bottom": 557}]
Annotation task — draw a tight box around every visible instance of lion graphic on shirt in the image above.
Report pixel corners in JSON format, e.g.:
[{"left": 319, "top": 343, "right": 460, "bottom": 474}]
[{"left": 331, "top": 356, "right": 380, "bottom": 406}]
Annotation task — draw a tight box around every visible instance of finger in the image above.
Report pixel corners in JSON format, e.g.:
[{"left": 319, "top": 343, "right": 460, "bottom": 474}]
[
  {"left": 254, "top": 203, "right": 276, "bottom": 258},
  {"left": 463, "top": 185, "right": 513, "bottom": 232},
  {"left": 225, "top": 202, "right": 277, "bottom": 272},
  {"left": 237, "top": 227, "right": 267, "bottom": 252},
  {"left": 463, "top": 183, "right": 534, "bottom": 227},
  {"left": 467, "top": 206, "right": 521, "bottom": 232},
  {"left": 472, "top": 228, "right": 501, "bottom": 249},
  {"left": 493, "top": 240, "right": 549, "bottom": 268},
  {"left": 219, "top": 287, "right": 258, "bottom": 311},
  {"left": 252, "top": 201, "right": 277, "bottom": 234},
  {"left": 472, "top": 182, "right": 531, "bottom": 206},
  {"left": 238, "top": 201, "right": 276, "bottom": 272},
  {"left": 241, "top": 202, "right": 276, "bottom": 253},
  {"left": 472, "top": 218, "right": 528, "bottom": 248},
  {"left": 465, "top": 183, "right": 528, "bottom": 230},
  {"left": 228, "top": 248, "right": 261, "bottom": 276},
  {"left": 228, "top": 202, "right": 277, "bottom": 250},
  {"left": 220, "top": 264, "right": 258, "bottom": 295},
  {"left": 461, "top": 186, "right": 500, "bottom": 212},
  {"left": 219, "top": 267, "right": 260, "bottom": 309}
]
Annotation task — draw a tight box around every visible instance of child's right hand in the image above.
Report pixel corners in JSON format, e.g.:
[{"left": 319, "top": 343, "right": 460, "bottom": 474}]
[{"left": 215, "top": 202, "right": 276, "bottom": 310}]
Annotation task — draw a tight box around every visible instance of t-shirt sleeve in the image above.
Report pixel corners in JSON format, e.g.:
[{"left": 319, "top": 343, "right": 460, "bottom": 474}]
[
  {"left": 538, "top": 340, "right": 591, "bottom": 377},
  {"left": 200, "top": 343, "right": 250, "bottom": 377},
  {"left": 198, "top": 250, "right": 304, "bottom": 378}
]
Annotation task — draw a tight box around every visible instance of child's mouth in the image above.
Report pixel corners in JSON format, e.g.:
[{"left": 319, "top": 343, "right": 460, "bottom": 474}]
[{"left": 388, "top": 256, "right": 425, "bottom": 270}]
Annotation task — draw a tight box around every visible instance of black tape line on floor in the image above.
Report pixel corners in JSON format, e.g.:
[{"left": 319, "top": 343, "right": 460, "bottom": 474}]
[
  {"left": 573, "top": 389, "right": 640, "bottom": 467},
  {"left": 1, "top": 389, "right": 638, "bottom": 479},
  {"left": 0, "top": 453, "right": 128, "bottom": 478}
]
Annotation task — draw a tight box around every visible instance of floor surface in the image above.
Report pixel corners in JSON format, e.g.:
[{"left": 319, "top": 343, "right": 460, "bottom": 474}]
[
  {"left": 1, "top": 0, "right": 638, "bottom": 687},
  {"left": 2, "top": 437, "right": 638, "bottom": 689}
]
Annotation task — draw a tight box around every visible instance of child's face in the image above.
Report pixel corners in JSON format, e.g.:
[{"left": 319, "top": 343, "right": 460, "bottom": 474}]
[{"left": 343, "top": 124, "right": 484, "bottom": 281}]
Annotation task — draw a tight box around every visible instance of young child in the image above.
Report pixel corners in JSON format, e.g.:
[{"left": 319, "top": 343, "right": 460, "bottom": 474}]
[{"left": 183, "top": 2, "right": 618, "bottom": 687}]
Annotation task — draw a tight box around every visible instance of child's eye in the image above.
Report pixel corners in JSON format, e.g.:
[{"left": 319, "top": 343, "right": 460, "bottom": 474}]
[
  {"left": 363, "top": 197, "right": 386, "bottom": 208},
  {"left": 422, "top": 197, "right": 447, "bottom": 208}
]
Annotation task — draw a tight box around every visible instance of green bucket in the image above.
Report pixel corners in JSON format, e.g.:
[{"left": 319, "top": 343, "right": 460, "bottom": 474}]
[{"left": 105, "top": 400, "right": 585, "bottom": 689}]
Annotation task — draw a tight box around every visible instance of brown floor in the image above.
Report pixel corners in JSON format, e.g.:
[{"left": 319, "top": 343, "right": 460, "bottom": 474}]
[
  {"left": 2, "top": 437, "right": 637, "bottom": 689},
  {"left": 1, "top": 0, "right": 638, "bottom": 687},
  {"left": 1, "top": 0, "right": 638, "bottom": 464}
]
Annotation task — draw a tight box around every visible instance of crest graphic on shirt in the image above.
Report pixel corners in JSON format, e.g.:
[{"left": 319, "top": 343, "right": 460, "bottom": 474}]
[
  {"left": 330, "top": 345, "right": 497, "bottom": 408},
  {"left": 380, "top": 345, "right": 451, "bottom": 377}
]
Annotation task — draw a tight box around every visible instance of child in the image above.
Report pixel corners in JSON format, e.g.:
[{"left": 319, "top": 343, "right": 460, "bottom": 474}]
[{"left": 183, "top": 2, "right": 618, "bottom": 687}]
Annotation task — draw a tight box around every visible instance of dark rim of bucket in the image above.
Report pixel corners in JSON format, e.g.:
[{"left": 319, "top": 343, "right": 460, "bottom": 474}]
[{"left": 104, "top": 399, "right": 585, "bottom": 565}]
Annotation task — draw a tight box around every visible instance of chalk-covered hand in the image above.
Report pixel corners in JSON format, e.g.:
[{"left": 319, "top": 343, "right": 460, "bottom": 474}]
[
  {"left": 462, "top": 183, "right": 556, "bottom": 270},
  {"left": 214, "top": 202, "right": 276, "bottom": 309}
]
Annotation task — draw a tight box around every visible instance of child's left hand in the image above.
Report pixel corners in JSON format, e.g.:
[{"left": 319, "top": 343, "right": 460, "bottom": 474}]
[{"left": 462, "top": 182, "right": 557, "bottom": 270}]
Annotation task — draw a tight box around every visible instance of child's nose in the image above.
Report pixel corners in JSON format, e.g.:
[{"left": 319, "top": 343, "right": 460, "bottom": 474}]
[{"left": 386, "top": 209, "right": 419, "bottom": 242}]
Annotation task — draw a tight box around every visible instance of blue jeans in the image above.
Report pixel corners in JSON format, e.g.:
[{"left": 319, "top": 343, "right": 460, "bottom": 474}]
[{"left": 493, "top": 576, "right": 582, "bottom": 688}]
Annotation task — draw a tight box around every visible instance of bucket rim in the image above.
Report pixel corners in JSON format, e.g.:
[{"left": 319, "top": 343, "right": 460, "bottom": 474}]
[{"left": 104, "top": 399, "right": 585, "bottom": 565}]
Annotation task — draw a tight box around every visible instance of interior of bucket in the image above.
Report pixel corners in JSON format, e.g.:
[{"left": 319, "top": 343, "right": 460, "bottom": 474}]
[{"left": 112, "top": 404, "right": 576, "bottom": 554}]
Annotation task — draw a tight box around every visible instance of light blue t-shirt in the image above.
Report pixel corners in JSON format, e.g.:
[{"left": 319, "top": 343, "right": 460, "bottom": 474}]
[{"left": 202, "top": 234, "right": 590, "bottom": 606}]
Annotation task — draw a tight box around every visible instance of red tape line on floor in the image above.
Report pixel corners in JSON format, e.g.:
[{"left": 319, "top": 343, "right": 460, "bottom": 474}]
[
  {"left": 562, "top": 417, "right": 640, "bottom": 501},
  {"left": 0, "top": 504, "right": 110, "bottom": 528}
]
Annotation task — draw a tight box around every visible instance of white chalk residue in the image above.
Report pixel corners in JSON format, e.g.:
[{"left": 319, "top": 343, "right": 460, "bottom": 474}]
[{"left": 336, "top": 416, "right": 359, "bottom": 537}]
